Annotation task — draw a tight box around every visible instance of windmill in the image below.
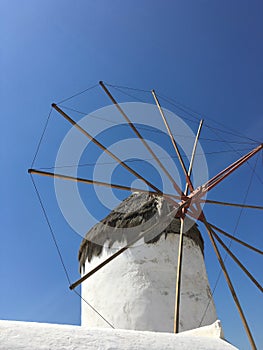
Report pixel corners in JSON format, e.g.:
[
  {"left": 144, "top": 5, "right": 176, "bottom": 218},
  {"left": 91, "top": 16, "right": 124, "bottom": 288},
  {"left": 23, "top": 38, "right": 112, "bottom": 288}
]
[{"left": 28, "top": 81, "right": 262, "bottom": 350}]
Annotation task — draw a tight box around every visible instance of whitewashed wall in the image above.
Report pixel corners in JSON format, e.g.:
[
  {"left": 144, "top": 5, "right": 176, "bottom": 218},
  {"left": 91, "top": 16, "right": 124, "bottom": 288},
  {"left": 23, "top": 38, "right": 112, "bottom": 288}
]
[
  {"left": 0, "top": 320, "right": 237, "bottom": 350},
  {"left": 81, "top": 233, "right": 217, "bottom": 332}
]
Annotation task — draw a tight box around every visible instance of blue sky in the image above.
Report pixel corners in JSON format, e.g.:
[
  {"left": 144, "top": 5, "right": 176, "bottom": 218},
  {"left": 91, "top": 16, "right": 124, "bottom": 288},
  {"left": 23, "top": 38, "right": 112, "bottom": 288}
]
[{"left": 1, "top": 1, "right": 262, "bottom": 349}]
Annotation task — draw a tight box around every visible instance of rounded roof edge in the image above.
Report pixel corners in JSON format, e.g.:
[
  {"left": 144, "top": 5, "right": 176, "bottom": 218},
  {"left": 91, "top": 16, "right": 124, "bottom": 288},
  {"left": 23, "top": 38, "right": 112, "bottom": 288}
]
[{"left": 79, "top": 193, "right": 204, "bottom": 269}]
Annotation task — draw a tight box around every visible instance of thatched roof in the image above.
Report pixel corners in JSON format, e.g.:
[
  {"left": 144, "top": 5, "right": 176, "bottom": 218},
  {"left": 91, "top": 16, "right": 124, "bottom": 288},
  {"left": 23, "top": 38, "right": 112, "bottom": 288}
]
[{"left": 79, "top": 193, "right": 204, "bottom": 269}]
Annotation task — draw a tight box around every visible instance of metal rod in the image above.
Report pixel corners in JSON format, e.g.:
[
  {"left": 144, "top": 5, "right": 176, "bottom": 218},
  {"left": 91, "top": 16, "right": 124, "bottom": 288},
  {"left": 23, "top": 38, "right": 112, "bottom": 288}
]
[
  {"left": 151, "top": 89, "right": 193, "bottom": 193},
  {"left": 210, "top": 228, "right": 263, "bottom": 292},
  {"left": 208, "top": 222, "right": 263, "bottom": 255},
  {"left": 174, "top": 215, "right": 185, "bottom": 333},
  {"left": 184, "top": 119, "right": 203, "bottom": 195},
  {"left": 201, "top": 199, "right": 263, "bottom": 210},
  {"left": 99, "top": 81, "right": 184, "bottom": 197},
  {"left": 28, "top": 169, "right": 181, "bottom": 202},
  {"left": 203, "top": 220, "right": 257, "bottom": 350},
  {"left": 51, "top": 103, "right": 162, "bottom": 194}
]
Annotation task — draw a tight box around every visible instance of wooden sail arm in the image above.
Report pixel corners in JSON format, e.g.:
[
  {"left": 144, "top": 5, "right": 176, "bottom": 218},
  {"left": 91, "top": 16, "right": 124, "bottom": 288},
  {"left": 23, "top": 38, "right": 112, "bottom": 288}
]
[
  {"left": 203, "top": 220, "right": 257, "bottom": 350},
  {"left": 151, "top": 89, "right": 196, "bottom": 194},
  {"left": 208, "top": 222, "right": 263, "bottom": 255},
  {"left": 172, "top": 119, "right": 204, "bottom": 333},
  {"left": 180, "top": 201, "right": 260, "bottom": 349},
  {"left": 173, "top": 215, "right": 185, "bottom": 333},
  {"left": 200, "top": 199, "right": 263, "bottom": 210},
  {"left": 51, "top": 103, "right": 162, "bottom": 194},
  {"left": 99, "top": 81, "right": 184, "bottom": 197},
  {"left": 210, "top": 228, "right": 263, "bottom": 292},
  {"left": 183, "top": 208, "right": 263, "bottom": 256},
  {"left": 28, "top": 169, "right": 181, "bottom": 205},
  {"left": 70, "top": 240, "right": 138, "bottom": 290},
  {"left": 184, "top": 120, "right": 203, "bottom": 195}
]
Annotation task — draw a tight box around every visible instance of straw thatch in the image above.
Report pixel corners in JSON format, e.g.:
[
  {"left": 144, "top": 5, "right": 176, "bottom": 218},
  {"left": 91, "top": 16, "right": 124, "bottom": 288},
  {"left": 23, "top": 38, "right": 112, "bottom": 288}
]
[{"left": 79, "top": 193, "right": 204, "bottom": 269}]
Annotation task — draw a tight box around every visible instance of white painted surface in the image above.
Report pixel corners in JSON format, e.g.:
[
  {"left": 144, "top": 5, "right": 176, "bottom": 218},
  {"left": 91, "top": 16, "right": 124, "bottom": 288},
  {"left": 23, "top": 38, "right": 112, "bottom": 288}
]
[
  {"left": 82, "top": 233, "right": 217, "bottom": 332},
  {"left": 0, "top": 320, "right": 238, "bottom": 350},
  {"left": 179, "top": 320, "right": 224, "bottom": 338}
]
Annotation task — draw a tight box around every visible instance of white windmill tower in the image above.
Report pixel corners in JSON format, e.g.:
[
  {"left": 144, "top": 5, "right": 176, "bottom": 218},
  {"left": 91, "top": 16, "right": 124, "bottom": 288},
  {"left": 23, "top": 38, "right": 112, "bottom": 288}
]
[{"left": 78, "top": 192, "right": 217, "bottom": 332}]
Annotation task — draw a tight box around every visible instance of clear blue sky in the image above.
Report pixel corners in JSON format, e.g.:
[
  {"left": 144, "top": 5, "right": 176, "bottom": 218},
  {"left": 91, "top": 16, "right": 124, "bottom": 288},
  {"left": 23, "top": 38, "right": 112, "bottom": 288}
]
[{"left": 1, "top": 1, "right": 262, "bottom": 349}]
